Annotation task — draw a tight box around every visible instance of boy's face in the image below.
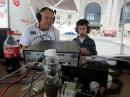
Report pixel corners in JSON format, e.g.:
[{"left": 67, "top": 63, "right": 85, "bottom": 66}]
[{"left": 77, "top": 25, "right": 88, "bottom": 36}]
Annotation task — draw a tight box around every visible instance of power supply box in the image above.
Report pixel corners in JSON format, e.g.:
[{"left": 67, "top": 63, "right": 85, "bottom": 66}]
[
  {"left": 61, "top": 65, "right": 108, "bottom": 97},
  {"left": 23, "top": 40, "right": 80, "bottom": 66}
]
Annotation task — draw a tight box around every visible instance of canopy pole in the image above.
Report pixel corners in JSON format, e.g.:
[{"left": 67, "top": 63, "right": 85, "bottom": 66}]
[
  {"left": 120, "top": 0, "right": 126, "bottom": 55},
  {"left": 27, "top": 0, "right": 38, "bottom": 23},
  {"left": 52, "top": 0, "right": 63, "bottom": 8}
]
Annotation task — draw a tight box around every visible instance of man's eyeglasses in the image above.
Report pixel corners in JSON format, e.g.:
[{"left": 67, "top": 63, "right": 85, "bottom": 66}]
[{"left": 41, "top": 15, "right": 54, "bottom": 21}]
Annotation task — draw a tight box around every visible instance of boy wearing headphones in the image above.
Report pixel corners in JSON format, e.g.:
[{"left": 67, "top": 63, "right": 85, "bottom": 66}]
[
  {"left": 73, "top": 19, "right": 97, "bottom": 56},
  {"left": 19, "top": 7, "right": 59, "bottom": 48}
]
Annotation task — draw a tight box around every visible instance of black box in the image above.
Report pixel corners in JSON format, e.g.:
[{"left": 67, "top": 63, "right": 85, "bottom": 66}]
[
  {"left": 24, "top": 40, "right": 80, "bottom": 66},
  {"left": 61, "top": 65, "right": 108, "bottom": 97}
]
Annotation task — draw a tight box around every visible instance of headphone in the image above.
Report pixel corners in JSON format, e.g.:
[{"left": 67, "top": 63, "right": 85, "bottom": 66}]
[
  {"left": 36, "top": 7, "right": 56, "bottom": 23},
  {"left": 75, "top": 19, "right": 90, "bottom": 34}
]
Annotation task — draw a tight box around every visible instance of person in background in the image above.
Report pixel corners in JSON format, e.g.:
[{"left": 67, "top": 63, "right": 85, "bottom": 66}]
[
  {"left": 19, "top": 7, "right": 59, "bottom": 48},
  {"left": 73, "top": 19, "right": 97, "bottom": 56}
]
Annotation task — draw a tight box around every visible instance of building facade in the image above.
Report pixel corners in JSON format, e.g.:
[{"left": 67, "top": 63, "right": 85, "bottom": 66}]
[
  {"left": 81, "top": 0, "right": 130, "bottom": 32},
  {"left": 55, "top": 0, "right": 130, "bottom": 34}
]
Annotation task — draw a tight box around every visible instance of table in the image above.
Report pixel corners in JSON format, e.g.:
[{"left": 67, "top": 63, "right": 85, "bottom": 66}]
[{"left": 0, "top": 64, "right": 130, "bottom": 97}]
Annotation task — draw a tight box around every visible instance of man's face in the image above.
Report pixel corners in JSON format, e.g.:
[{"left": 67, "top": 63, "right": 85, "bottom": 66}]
[
  {"left": 77, "top": 25, "right": 88, "bottom": 36},
  {"left": 40, "top": 10, "right": 54, "bottom": 31}
]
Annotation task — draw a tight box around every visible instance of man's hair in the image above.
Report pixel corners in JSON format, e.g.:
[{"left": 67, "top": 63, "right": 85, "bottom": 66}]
[
  {"left": 40, "top": 7, "right": 54, "bottom": 14},
  {"left": 76, "top": 19, "right": 90, "bottom": 34},
  {"left": 36, "top": 7, "right": 55, "bottom": 22}
]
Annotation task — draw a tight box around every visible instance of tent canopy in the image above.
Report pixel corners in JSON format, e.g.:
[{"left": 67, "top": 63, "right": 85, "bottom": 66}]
[{"left": 47, "top": 0, "right": 77, "bottom": 11}]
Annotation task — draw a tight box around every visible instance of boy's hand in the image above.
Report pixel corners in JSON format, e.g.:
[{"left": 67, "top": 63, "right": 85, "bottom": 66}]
[{"left": 80, "top": 48, "right": 90, "bottom": 55}]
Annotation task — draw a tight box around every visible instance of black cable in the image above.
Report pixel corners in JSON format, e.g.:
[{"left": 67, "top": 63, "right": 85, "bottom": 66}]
[
  {"left": 28, "top": 68, "right": 37, "bottom": 97},
  {"left": 20, "top": 63, "right": 39, "bottom": 97},
  {"left": 21, "top": 87, "right": 31, "bottom": 97},
  {"left": 0, "top": 72, "right": 42, "bottom": 85}
]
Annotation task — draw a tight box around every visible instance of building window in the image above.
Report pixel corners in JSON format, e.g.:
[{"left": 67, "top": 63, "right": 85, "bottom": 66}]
[
  {"left": 68, "top": 15, "right": 72, "bottom": 19},
  {"left": 0, "top": 0, "right": 6, "bottom": 7},
  {"left": 87, "top": 14, "right": 94, "bottom": 20},
  {"left": 119, "top": 2, "right": 130, "bottom": 27},
  {"left": 84, "top": 2, "right": 101, "bottom": 28},
  {"left": 125, "top": 2, "right": 130, "bottom": 20}
]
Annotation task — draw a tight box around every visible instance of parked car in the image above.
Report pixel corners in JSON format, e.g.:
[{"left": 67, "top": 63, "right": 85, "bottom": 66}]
[
  {"left": 103, "top": 30, "right": 117, "bottom": 37},
  {"left": 64, "top": 31, "right": 77, "bottom": 35}
]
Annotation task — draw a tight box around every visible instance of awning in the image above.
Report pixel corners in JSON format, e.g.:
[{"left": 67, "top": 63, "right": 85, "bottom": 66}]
[{"left": 47, "top": 0, "right": 77, "bottom": 11}]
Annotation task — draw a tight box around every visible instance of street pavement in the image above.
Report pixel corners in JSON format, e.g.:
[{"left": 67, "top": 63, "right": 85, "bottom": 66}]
[
  {"left": 91, "top": 35, "right": 130, "bottom": 56},
  {"left": 91, "top": 35, "right": 130, "bottom": 47}
]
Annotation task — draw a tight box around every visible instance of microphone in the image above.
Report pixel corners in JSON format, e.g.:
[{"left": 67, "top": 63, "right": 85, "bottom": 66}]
[
  {"left": 37, "top": 54, "right": 45, "bottom": 62},
  {"left": 89, "top": 81, "right": 100, "bottom": 94}
]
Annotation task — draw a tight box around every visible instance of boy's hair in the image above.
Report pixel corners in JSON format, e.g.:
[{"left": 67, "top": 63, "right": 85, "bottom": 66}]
[{"left": 76, "top": 19, "right": 90, "bottom": 34}]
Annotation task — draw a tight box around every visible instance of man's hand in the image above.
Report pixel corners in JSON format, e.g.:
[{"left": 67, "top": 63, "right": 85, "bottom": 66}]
[{"left": 20, "top": 44, "right": 29, "bottom": 49}]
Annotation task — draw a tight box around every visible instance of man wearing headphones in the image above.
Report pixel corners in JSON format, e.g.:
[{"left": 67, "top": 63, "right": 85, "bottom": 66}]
[
  {"left": 19, "top": 7, "right": 59, "bottom": 48},
  {"left": 73, "top": 19, "right": 97, "bottom": 56}
]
